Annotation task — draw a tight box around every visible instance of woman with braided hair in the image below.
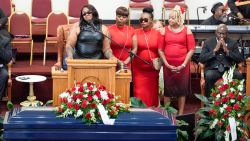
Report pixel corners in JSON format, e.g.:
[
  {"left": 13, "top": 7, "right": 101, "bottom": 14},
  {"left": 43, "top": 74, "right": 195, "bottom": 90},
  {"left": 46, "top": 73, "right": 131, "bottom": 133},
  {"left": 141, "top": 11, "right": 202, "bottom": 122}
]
[{"left": 158, "top": 5, "right": 195, "bottom": 115}]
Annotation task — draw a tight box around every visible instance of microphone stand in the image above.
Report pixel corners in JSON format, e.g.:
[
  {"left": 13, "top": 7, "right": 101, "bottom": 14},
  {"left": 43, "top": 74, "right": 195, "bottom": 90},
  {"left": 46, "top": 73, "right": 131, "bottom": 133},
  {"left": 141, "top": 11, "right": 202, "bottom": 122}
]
[
  {"left": 87, "top": 22, "right": 150, "bottom": 69},
  {"left": 87, "top": 22, "right": 150, "bottom": 97}
]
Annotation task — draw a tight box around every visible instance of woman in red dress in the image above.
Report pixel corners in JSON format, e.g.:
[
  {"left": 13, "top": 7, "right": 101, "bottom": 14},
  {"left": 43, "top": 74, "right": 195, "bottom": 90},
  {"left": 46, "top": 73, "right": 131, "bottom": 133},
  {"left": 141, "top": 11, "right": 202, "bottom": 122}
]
[
  {"left": 132, "top": 8, "right": 161, "bottom": 107},
  {"left": 108, "top": 6, "right": 137, "bottom": 69},
  {"left": 158, "top": 6, "right": 195, "bottom": 115}
]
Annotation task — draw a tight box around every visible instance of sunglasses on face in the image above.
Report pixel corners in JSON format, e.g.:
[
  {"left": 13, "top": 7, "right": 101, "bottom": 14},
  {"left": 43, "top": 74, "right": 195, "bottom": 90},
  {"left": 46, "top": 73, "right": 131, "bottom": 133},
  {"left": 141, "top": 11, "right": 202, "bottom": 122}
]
[
  {"left": 139, "top": 18, "right": 149, "bottom": 23},
  {"left": 82, "top": 11, "right": 92, "bottom": 16}
]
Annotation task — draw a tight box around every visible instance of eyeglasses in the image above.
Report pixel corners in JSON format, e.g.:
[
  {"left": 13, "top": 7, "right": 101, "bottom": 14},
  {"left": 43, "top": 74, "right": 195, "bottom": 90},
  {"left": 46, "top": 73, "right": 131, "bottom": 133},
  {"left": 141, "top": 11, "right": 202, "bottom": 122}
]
[
  {"left": 82, "top": 11, "right": 92, "bottom": 16},
  {"left": 139, "top": 18, "right": 149, "bottom": 23}
]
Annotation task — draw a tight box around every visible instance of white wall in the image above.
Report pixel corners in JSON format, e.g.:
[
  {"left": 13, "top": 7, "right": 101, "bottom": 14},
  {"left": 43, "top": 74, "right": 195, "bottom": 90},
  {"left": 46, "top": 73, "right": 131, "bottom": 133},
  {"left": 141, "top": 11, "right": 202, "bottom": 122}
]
[{"left": 12, "top": 0, "right": 228, "bottom": 20}]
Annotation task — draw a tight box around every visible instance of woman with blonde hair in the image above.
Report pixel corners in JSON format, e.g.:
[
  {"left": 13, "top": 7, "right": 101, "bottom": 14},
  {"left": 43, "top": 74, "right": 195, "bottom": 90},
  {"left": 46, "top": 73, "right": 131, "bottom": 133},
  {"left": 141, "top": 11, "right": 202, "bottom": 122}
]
[{"left": 158, "top": 5, "right": 195, "bottom": 115}]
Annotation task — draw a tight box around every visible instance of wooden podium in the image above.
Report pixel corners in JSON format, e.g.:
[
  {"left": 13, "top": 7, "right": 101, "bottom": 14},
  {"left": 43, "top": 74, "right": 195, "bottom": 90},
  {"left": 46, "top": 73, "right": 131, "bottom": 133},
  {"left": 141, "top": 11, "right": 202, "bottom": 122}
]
[{"left": 52, "top": 59, "right": 131, "bottom": 106}]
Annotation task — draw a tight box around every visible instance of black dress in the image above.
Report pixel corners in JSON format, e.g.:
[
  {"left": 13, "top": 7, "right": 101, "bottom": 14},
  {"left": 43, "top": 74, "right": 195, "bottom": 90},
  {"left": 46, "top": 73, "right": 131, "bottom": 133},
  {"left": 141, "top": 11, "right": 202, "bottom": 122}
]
[{"left": 73, "top": 24, "right": 104, "bottom": 59}]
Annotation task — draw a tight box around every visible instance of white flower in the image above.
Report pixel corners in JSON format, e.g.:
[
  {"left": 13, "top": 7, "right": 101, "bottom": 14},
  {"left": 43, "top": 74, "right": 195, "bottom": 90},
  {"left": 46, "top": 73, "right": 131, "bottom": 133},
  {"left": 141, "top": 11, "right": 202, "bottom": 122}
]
[
  {"left": 76, "top": 99, "right": 81, "bottom": 104},
  {"left": 220, "top": 107, "right": 224, "bottom": 113},
  {"left": 93, "top": 95, "right": 99, "bottom": 101},
  {"left": 237, "top": 85, "right": 244, "bottom": 91},
  {"left": 224, "top": 131, "right": 230, "bottom": 141},
  {"left": 210, "top": 119, "right": 218, "bottom": 129},
  {"left": 237, "top": 113, "right": 241, "bottom": 117},
  {"left": 83, "top": 94, "right": 88, "bottom": 98},
  {"left": 93, "top": 87, "right": 97, "bottom": 92},
  {"left": 100, "top": 90, "right": 109, "bottom": 100},
  {"left": 222, "top": 91, "right": 227, "bottom": 96},
  {"left": 230, "top": 99, "right": 235, "bottom": 103},
  {"left": 59, "top": 92, "right": 70, "bottom": 98},
  {"left": 223, "top": 104, "right": 227, "bottom": 109},
  {"left": 230, "top": 88, "right": 235, "bottom": 92},
  {"left": 216, "top": 94, "right": 221, "bottom": 99},
  {"left": 75, "top": 110, "right": 83, "bottom": 118}
]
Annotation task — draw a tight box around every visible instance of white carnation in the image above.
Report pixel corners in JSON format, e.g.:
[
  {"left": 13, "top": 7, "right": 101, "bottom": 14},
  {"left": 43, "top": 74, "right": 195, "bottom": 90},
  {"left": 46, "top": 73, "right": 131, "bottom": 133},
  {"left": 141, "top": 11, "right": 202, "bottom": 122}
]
[
  {"left": 220, "top": 107, "right": 224, "bottom": 113},
  {"left": 230, "top": 99, "right": 235, "bottom": 103},
  {"left": 59, "top": 92, "right": 70, "bottom": 98},
  {"left": 75, "top": 110, "right": 83, "bottom": 118},
  {"left": 76, "top": 99, "right": 81, "bottom": 104},
  {"left": 230, "top": 88, "right": 235, "bottom": 92},
  {"left": 100, "top": 90, "right": 109, "bottom": 100},
  {"left": 210, "top": 119, "right": 218, "bottom": 129}
]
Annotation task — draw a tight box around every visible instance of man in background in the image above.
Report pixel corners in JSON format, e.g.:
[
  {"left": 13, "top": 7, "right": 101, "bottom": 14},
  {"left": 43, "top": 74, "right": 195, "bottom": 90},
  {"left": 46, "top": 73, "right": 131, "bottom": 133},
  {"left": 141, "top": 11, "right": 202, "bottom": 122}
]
[
  {"left": 199, "top": 24, "right": 243, "bottom": 97},
  {"left": 0, "top": 8, "right": 11, "bottom": 39},
  {"left": 0, "top": 34, "right": 12, "bottom": 100},
  {"left": 201, "top": 2, "right": 229, "bottom": 25}
]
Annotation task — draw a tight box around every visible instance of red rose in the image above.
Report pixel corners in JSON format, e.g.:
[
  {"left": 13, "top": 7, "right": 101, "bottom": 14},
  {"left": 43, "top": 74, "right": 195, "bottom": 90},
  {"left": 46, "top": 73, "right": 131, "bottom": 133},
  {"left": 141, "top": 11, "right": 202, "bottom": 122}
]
[
  {"left": 109, "top": 110, "right": 115, "bottom": 116},
  {"left": 208, "top": 109, "right": 216, "bottom": 116},
  {"left": 63, "top": 97, "right": 68, "bottom": 103},
  {"left": 98, "top": 85, "right": 106, "bottom": 90},
  {"left": 108, "top": 93, "right": 114, "bottom": 99},
  {"left": 74, "top": 104, "right": 80, "bottom": 110},
  {"left": 221, "top": 97, "right": 228, "bottom": 103},
  {"left": 116, "top": 105, "right": 120, "bottom": 110},
  {"left": 88, "top": 94, "right": 93, "bottom": 101},
  {"left": 223, "top": 113, "right": 229, "bottom": 118},
  {"left": 95, "top": 91, "right": 101, "bottom": 99},
  {"left": 237, "top": 95, "right": 243, "bottom": 101},
  {"left": 72, "top": 94, "right": 77, "bottom": 101},
  {"left": 232, "top": 81, "right": 237, "bottom": 86},
  {"left": 88, "top": 87, "right": 93, "bottom": 91},
  {"left": 212, "top": 92, "right": 217, "bottom": 98},
  {"left": 223, "top": 84, "right": 229, "bottom": 89},
  {"left": 214, "top": 101, "right": 220, "bottom": 106},
  {"left": 72, "top": 87, "right": 76, "bottom": 92},
  {"left": 77, "top": 94, "right": 83, "bottom": 99},
  {"left": 218, "top": 121, "right": 223, "bottom": 126},
  {"left": 85, "top": 112, "right": 91, "bottom": 119},
  {"left": 87, "top": 82, "right": 92, "bottom": 87},
  {"left": 90, "top": 103, "right": 96, "bottom": 108},
  {"left": 233, "top": 103, "right": 239, "bottom": 110},
  {"left": 81, "top": 100, "right": 88, "bottom": 108},
  {"left": 58, "top": 106, "right": 62, "bottom": 113},
  {"left": 228, "top": 92, "right": 234, "bottom": 99},
  {"left": 226, "top": 125, "right": 231, "bottom": 131},
  {"left": 102, "top": 100, "right": 107, "bottom": 105},
  {"left": 78, "top": 86, "right": 83, "bottom": 92},
  {"left": 226, "top": 106, "right": 232, "bottom": 112},
  {"left": 67, "top": 102, "right": 73, "bottom": 108}
]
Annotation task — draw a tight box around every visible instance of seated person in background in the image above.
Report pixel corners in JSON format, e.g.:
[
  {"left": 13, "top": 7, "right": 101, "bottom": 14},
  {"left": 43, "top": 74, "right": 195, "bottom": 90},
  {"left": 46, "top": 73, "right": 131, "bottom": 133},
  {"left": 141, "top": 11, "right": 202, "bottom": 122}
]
[
  {"left": 65, "top": 4, "right": 116, "bottom": 69},
  {"left": 0, "top": 34, "right": 12, "bottom": 99},
  {"left": 228, "top": 0, "right": 250, "bottom": 21},
  {"left": 201, "top": 2, "right": 228, "bottom": 25},
  {"left": 0, "top": 8, "right": 11, "bottom": 39},
  {"left": 54, "top": 24, "right": 73, "bottom": 70},
  {"left": 108, "top": 6, "right": 137, "bottom": 69},
  {"left": 153, "top": 20, "right": 165, "bottom": 34},
  {"left": 199, "top": 24, "right": 243, "bottom": 97}
]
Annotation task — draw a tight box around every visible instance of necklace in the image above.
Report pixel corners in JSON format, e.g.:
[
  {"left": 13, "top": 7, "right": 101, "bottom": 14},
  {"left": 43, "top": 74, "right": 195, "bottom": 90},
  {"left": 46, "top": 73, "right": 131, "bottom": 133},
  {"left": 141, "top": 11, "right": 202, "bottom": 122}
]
[
  {"left": 115, "top": 25, "right": 129, "bottom": 60},
  {"left": 142, "top": 28, "right": 153, "bottom": 61}
]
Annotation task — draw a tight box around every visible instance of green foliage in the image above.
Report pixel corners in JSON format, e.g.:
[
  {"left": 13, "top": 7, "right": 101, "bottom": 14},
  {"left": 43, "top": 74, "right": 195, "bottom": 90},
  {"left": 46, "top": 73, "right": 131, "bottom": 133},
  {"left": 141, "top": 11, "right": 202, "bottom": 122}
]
[
  {"left": 130, "top": 97, "right": 147, "bottom": 108},
  {"left": 6, "top": 101, "right": 14, "bottom": 111},
  {"left": 44, "top": 100, "right": 53, "bottom": 106}
]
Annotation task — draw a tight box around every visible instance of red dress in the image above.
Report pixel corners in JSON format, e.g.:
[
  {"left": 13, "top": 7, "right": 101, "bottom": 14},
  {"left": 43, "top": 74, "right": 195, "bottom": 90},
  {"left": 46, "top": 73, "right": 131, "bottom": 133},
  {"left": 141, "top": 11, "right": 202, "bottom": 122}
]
[
  {"left": 132, "top": 28, "right": 160, "bottom": 107},
  {"left": 108, "top": 25, "right": 135, "bottom": 68},
  {"left": 159, "top": 26, "right": 195, "bottom": 97}
]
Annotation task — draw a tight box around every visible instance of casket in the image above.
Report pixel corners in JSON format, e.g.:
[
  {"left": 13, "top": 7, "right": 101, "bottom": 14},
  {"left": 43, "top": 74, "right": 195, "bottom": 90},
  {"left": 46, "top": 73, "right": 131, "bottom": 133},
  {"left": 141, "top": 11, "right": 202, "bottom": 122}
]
[{"left": 3, "top": 107, "right": 176, "bottom": 141}]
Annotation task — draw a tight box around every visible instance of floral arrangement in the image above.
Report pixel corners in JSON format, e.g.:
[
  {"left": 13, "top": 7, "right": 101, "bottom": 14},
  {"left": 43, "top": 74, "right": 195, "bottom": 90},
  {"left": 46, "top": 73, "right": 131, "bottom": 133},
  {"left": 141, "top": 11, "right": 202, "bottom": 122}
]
[
  {"left": 55, "top": 82, "right": 130, "bottom": 124},
  {"left": 195, "top": 66, "right": 249, "bottom": 141}
]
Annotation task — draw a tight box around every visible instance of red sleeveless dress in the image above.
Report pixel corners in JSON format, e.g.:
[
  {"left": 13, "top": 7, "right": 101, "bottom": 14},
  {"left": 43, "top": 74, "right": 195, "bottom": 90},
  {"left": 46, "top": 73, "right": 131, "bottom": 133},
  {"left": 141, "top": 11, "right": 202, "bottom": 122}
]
[
  {"left": 132, "top": 28, "right": 160, "bottom": 107},
  {"left": 108, "top": 25, "right": 135, "bottom": 68}
]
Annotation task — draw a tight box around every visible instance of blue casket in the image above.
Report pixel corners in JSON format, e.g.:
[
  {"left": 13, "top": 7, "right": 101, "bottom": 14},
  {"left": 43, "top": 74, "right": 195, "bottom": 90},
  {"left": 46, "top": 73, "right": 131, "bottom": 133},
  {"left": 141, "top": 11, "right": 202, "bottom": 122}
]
[{"left": 3, "top": 107, "right": 176, "bottom": 141}]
